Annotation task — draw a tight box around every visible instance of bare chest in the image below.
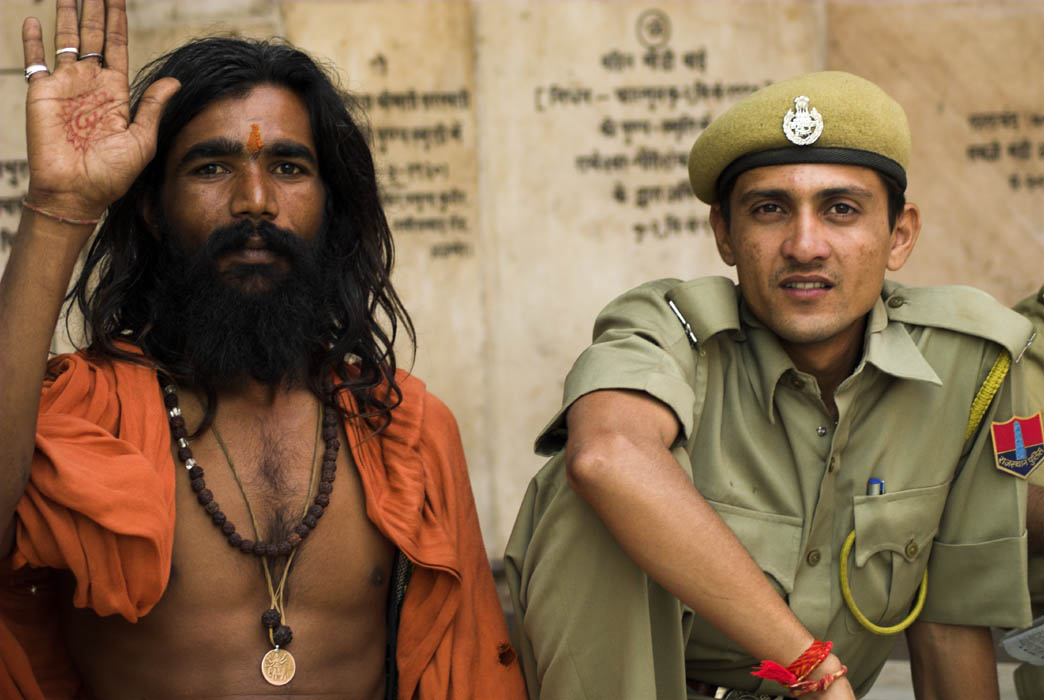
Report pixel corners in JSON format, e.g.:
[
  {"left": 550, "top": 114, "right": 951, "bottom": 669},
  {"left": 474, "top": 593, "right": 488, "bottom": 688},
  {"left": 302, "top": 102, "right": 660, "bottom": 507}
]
[
  {"left": 60, "top": 412, "right": 395, "bottom": 699},
  {"left": 165, "top": 418, "right": 395, "bottom": 613}
]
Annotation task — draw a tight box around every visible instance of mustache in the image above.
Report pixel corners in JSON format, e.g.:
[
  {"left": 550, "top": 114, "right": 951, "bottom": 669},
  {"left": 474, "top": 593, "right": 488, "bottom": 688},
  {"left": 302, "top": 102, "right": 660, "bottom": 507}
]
[
  {"left": 772, "top": 264, "right": 839, "bottom": 286},
  {"left": 201, "top": 219, "right": 313, "bottom": 261}
]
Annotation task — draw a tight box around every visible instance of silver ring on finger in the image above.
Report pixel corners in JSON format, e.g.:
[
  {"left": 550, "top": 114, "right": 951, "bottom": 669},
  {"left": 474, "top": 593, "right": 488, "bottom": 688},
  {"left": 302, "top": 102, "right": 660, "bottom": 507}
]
[
  {"left": 56, "top": 47, "right": 79, "bottom": 57},
  {"left": 24, "top": 64, "right": 50, "bottom": 82},
  {"left": 78, "top": 52, "right": 104, "bottom": 65}
]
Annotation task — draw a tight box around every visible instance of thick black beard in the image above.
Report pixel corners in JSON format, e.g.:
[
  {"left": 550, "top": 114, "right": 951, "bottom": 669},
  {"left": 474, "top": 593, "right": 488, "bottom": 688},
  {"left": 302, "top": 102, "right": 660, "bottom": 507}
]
[{"left": 145, "top": 216, "right": 329, "bottom": 389}]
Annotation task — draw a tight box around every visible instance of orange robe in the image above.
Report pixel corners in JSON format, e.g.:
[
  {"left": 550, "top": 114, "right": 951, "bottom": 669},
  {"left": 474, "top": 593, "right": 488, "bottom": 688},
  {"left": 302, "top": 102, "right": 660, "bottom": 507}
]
[{"left": 0, "top": 351, "right": 525, "bottom": 699}]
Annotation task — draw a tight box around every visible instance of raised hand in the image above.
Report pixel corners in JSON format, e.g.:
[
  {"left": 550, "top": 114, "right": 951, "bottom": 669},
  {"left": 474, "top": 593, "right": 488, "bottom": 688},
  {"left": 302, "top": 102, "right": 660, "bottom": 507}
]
[{"left": 21, "top": 0, "right": 179, "bottom": 224}]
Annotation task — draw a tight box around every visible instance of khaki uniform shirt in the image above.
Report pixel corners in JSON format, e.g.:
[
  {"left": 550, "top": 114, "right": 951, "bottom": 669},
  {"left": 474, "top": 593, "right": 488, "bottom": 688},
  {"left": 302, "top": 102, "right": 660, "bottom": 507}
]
[{"left": 507, "top": 277, "right": 1033, "bottom": 699}]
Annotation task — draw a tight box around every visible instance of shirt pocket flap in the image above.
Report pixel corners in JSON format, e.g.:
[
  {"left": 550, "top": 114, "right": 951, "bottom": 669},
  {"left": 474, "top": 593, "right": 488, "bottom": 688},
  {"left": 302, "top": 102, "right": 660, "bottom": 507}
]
[
  {"left": 852, "top": 481, "right": 949, "bottom": 567},
  {"left": 708, "top": 500, "right": 804, "bottom": 593}
]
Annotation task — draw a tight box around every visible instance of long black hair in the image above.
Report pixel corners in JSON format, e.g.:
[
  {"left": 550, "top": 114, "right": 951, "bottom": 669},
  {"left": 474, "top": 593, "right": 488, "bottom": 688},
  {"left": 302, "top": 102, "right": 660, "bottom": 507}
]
[{"left": 69, "top": 36, "right": 414, "bottom": 431}]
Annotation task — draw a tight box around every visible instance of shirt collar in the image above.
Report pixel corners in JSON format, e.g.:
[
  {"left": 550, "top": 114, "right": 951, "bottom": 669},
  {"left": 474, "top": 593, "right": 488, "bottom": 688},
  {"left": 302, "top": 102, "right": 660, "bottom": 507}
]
[
  {"left": 740, "top": 291, "right": 942, "bottom": 422},
  {"left": 739, "top": 301, "right": 797, "bottom": 422},
  {"left": 859, "top": 295, "right": 942, "bottom": 386}
]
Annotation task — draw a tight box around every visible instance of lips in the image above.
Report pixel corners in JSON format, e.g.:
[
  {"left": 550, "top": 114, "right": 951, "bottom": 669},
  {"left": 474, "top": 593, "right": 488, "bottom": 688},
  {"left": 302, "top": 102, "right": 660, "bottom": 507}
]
[
  {"left": 223, "top": 235, "right": 278, "bottom": 263},
  {"left": 243, "top": 234, "right": 267, "bottom": 250},
  {"left": 231, "top": 248, "right": 277, "bottom": 262},
  {"left": 777, "top": 274, "right": 835, "bottom": 299}
]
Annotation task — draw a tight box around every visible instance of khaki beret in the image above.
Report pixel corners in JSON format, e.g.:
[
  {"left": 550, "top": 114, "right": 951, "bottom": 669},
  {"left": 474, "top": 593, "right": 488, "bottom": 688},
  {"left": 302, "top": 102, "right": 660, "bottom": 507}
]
[{"left": 688, "top": 71, "right": 911, "bottom": 204}]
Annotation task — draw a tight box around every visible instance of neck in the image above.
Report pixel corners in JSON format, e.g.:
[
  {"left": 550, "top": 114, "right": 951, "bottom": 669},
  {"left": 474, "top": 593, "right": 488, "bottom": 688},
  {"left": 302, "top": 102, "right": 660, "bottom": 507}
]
[
  {"left": 221, "top": 378, "right": 309, "bottom": 407},
  {"left": 780, "top": 318, "right": 867, "bottom": 420},
  {"left": 184, "top": 375, "right": 320, "bottom": 422}
]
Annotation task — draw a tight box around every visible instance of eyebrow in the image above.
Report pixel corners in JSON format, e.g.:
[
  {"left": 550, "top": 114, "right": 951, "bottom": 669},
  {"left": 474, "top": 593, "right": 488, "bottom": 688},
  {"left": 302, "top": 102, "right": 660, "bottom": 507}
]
[
  {"left": 738, "top": 188, "right": 789, "bottom": 204},
  {"left": 818, "top": 186, "right": 876, "bottom": 200},
  {"left": 737, "top": 185, "right": 876, "bottom": 204},
  {"left": 175, "top": 137, "right": 317, "bottom": 169},
  {"left": 176, "top": 137, "right": 243, "bottom": 168},
  {"left": 264, "top": 140, "right": 317, "bottom": 165}
]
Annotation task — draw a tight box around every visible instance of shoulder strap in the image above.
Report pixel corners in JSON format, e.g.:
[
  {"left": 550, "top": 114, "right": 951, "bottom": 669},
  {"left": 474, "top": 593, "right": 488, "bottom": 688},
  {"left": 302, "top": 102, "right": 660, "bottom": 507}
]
[
  {"left": 663, "top": 276, "right": 741, "bottom": 348},
  {"left": 882, "top": 282, "right": 1034, "bottom": 361}
]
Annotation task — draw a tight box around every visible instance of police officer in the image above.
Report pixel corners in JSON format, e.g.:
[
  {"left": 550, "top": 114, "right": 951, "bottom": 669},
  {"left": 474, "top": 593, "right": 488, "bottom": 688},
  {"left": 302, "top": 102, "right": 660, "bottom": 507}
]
[{"left": 506, "top": 72, "right": 1036, "bottom": 700}]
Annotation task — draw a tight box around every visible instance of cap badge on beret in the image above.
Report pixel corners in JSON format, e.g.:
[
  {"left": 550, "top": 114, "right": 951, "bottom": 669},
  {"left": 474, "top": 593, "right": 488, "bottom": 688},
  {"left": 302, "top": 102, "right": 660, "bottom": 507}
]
[{"left": 782, "top": 95, "right": 823, "bottom": 146}]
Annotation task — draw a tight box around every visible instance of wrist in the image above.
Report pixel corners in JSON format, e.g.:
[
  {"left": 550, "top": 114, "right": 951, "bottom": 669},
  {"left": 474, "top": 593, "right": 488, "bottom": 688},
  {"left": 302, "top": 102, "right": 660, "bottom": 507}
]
[
  {"left": 21, "top": 197, "right": 104, "bottom": 227},
  {"left": 807, "top": 653, "right": 843, "bottom": 680},
  {"left": 24, "top": 188, "right": 107, "bottom": 223},
  {"left": 752, "top": 640, "right": 847, "bottom": 696},
  {"left": 791, "top": 654, "right": 847, "bottom": 696}
]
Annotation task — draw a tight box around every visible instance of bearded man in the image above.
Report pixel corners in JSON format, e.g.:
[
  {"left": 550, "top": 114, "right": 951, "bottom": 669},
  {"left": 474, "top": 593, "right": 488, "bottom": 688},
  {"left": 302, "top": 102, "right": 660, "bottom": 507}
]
[{"left": 0, "top": 1, "right": 525, "bottom": 699}]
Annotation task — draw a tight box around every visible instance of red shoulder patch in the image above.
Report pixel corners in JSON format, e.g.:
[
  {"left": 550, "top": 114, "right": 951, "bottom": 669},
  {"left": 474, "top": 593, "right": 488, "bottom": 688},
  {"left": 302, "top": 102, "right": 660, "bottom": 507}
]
[{"left": 991, "top": 413, "right": 1044, "bottom": 478}]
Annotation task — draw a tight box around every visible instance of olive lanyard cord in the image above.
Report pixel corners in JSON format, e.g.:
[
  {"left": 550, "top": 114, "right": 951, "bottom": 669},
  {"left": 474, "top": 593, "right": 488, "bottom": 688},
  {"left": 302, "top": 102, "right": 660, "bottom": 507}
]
[
  {"left": 839, "top": 350, "right": 1010, "bottom": 635},
  {"left": 210, "top": 401, "right": 324, "bottom": 645}
]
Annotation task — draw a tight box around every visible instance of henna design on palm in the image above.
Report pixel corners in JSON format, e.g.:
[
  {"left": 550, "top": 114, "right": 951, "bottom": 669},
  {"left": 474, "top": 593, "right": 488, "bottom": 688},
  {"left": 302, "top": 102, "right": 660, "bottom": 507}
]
[{"left": 58, "top": 92, "right": 117, "bottom": 154}]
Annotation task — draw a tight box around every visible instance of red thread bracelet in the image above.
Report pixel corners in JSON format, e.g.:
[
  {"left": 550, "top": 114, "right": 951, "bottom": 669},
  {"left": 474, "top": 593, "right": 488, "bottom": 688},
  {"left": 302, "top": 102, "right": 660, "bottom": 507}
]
[
  {"left": 751, "top": 638, "right": 833, "bottom": 686},
  {"left": 21, "top": 198, "right": 102, "bottom": 226},
  {"left": 791, "top": 665, "right": 848, "bottom": 696}
]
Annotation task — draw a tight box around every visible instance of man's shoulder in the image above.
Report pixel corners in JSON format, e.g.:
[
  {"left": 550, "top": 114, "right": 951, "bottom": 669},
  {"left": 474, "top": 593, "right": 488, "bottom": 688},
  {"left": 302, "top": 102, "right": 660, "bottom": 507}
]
[
  {"left": 882, "top": 281, "right": 1035, "bottom": 358},
  {"left": 595, "top": 275, "right": 740, "bottom": 347},
  {"left": 44, "top": 347, "right": 158, "bottom": 402},
  {"left": 376, "top": 368, "right": 463, "bottom": 459},
  {"left": 1014, "top": 285, "right": 1044, "bottom": 328},
  {"left": 607, "top": 276, "right": 736, "bottom": 309},
  {"left": 393, "top": 369, "right": 458, "bottom": 432}
]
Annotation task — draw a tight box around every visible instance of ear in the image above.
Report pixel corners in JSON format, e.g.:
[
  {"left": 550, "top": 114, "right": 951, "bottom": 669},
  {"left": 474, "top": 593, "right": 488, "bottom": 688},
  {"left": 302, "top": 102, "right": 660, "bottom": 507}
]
[
  {"left": 886, "top": 202, "right": 921, "bottom": 271},
  {"left": 709, "top": 203, "right": 736, "bottom": 266},
  {"left": 140, "top": 194, "right": 161, "bottom": 239}
]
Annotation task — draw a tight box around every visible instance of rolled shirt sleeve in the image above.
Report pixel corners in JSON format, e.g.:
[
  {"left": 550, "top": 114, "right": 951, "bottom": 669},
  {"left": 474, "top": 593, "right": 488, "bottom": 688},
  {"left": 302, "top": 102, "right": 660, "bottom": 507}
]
[{"left": 534, "top": 279, "right": 702, "bottom": 456}]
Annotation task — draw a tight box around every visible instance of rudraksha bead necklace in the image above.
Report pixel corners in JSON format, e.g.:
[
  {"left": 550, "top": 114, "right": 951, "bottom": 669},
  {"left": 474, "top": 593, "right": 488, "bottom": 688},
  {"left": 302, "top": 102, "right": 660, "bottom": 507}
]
[{"left": 162, "top": 382, "right": 340, "bottom": 686}]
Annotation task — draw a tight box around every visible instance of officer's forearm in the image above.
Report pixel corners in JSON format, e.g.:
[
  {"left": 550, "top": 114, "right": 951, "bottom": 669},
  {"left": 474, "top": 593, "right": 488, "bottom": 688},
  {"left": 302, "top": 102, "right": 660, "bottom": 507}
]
[
  {"left": 565, "top": 390, "right": 826, "bottom": 672},
  {"left": 907, "top": 621, "right": 999, "bottom": 700}
]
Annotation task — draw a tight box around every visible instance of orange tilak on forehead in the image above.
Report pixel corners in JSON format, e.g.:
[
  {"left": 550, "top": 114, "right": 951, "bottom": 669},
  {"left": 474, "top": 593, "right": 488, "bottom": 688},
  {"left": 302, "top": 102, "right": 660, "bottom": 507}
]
[{"left": 246, "top": 123, "right": 264, "bottom": 154}]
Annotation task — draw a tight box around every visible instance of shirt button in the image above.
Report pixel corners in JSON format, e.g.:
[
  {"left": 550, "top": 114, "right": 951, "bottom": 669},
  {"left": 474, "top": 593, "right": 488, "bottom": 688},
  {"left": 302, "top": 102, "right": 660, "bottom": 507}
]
[
  {"left": 905, "top": 540, "right": 919, "bottom": 558},
  {"left": 790, "top": 375, "right": 804, "bottom": 389},
  {"left": 816, "top": 425, "right": 828, "bottom": 437},
  {"left": 806, "top": 549, "right": 821, "bottom": 566},
  {"left": 887, "top": 295, "right": 906, "bottom": 308}
]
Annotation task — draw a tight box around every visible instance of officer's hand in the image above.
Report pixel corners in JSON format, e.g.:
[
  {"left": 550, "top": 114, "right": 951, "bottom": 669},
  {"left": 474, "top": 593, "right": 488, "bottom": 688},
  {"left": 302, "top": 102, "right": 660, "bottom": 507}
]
[
  {"left": 21, "top": 0, "right": 179, "bottom": 227},
  {"left": 802, "top": 654, "right": 856, "bottom": 699},
  {"left": 809, "top": 677, "right": 856, "bottom": 700}
]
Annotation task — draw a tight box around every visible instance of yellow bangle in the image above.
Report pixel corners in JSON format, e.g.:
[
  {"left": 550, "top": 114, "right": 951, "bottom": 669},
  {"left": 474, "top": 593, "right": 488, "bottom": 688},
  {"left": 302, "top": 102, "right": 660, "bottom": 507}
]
[{"left": 21, "top": 198, "right": 102, "bottom": 226}]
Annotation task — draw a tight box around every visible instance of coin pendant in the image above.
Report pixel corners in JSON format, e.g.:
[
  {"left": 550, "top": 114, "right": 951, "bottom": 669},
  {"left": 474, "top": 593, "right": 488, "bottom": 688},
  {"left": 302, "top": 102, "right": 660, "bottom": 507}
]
[{"left": 261, "top": 647, "right": 296, "bottom": 686}]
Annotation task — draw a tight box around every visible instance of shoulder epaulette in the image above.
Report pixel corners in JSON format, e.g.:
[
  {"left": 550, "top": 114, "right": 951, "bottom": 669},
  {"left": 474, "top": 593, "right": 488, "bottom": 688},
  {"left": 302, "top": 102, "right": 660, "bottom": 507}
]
[
  {"left": 1014, "top": 285, "right": 1044, "bottom": 322},
  {"left": 663, "top": 276, "right": 741, "bottom": 349},
  {"left": 882, "top": 282, "right": 1034, "bottom": 361}
]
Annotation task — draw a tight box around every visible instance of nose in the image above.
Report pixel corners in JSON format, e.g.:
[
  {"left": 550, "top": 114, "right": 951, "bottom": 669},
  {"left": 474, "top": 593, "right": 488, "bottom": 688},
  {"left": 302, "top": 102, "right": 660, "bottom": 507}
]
[
  {"left": 780, "top": 208, "right": 830, "bottom": 263},
  {"left": 229, "top": 164, "right": 277, "bottom": 221}
]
